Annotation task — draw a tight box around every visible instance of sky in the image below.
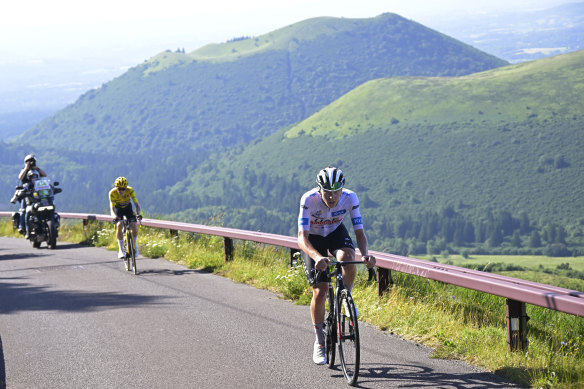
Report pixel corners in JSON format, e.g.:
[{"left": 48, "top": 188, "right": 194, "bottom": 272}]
[
  {"left": 0, "top": 0, "right": 578, "bottom": 114},
  {"left": 1, "top": 0, "right": 576, "bottom": 61}
]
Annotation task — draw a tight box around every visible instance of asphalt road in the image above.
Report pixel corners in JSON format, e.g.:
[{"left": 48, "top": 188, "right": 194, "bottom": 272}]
[{"left": 0, "top": 237, "right": 521, "bottom": 388}]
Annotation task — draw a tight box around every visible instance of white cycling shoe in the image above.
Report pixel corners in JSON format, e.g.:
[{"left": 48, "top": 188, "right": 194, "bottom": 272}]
[
  {"left": 313, "top": 341, "right": 327, "bottom": 365},
  {"left": 118, "top": 248, "right": 126, "bottom": 259}
]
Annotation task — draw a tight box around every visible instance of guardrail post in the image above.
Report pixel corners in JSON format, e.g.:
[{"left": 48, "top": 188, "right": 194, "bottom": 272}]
[
  {"left": 82, "top": 215, "right": 96, "bottom": 237},
  {"left": 377, "top": 268, "right": 393, "bottom": 296},
  {"left": 224, "top": 237, "right": 234, "bottom": 262},
  {"left": 506, "top": 299, "right": 529, "bottom": 351},
  {"left": 290, "top": 249, "right": 300, "bottom": 267}
]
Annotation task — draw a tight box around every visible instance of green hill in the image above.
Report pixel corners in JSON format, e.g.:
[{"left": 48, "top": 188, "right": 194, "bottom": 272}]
[
  {"left": 16, "top": 13, "right": 505, "bottom": 156},
  {"left": 286, "top": 50, "right": 584, "bottom": 137},
  {"left": 1, "top": 13, "right": 507, "bottom": 216},
  {"left": 159, "top": 50, "right": 584, "bottom": 255}
]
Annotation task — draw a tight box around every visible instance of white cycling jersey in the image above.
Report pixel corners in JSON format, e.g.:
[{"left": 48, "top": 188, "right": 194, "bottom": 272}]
[{"left": 298, "top": 187, "right": 363, "bottom": 237}]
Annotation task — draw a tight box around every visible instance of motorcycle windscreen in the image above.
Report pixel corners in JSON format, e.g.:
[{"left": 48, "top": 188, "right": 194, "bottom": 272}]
[{"left": 34, "top": 178, "right": 52, "bottom": 198}]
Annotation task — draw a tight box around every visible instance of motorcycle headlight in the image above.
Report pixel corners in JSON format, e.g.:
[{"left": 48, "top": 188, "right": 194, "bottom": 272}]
[{"left": 37, "top": 205, "right": 55, "bottom": 212}]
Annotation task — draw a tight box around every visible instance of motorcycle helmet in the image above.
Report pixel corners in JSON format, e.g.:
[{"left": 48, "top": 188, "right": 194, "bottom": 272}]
[
  {"left": 114, "top": 176, "right": 128, "bottom": 189},
  {"left": 316, "top": 166, "right": 345, "bottom": 191}
]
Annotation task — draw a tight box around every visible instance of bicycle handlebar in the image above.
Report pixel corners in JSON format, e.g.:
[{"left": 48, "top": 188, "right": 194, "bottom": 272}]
[
  {"left": 328, "top": 258, "right": 377, "bottom": 281},
  {"left": 328, "top": 259, "right": 366, "bottom": 266},
  {"left": 112, "top": 216, "right": 142, "bottom": 225}
]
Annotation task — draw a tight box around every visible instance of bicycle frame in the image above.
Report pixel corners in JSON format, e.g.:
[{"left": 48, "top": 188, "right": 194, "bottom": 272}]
[
  {"left": 329, "top": 260, "right": 362, "bottom": 292},
  {"left": 325, "top": 259, "right": 364, "bottom": 386},
  {"left": 114, "top": 216, "right": 140, "bottom": 274}
]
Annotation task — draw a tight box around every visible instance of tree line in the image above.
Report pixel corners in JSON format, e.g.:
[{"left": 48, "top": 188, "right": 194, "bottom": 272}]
[
  {"left": 367, "top": 207, "right": 582, "bottom": 257},
  {"left": 147, "top": 168, "right": 584, "bottom": 257}
]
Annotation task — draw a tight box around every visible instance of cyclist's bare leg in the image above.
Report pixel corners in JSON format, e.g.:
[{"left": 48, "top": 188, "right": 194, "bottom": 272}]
[
  {"left": 115, "top": 221, "right": 125, "bottom": 257},
  {"left": 116, "top": 222, "right": 123, "bottom": 240},
  {"left": 336, "top": 247, "right": 356, "bottom": 291},
  {"left": 311, "top": 281, "right": 329, "bottom": 348},
  {"left": 130, "top": 221, "right": 138, "bottom": 247},
  {"left": 311, "top": 281, "right": 329, "bottom": 324}
]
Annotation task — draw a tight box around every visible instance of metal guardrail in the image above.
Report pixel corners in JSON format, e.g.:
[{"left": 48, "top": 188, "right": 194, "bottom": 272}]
[{"left": 2, "top": 211, "right": 583, "bottom": 351}]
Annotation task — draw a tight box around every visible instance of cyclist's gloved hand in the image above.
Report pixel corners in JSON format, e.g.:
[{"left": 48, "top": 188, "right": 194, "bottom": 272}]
[
  {"left": 112, "top": 217, "right": 120, "bottom": 224},
  {"left": 137, "top": 214, "right": 143, "bottom": 221},
  {"left": 362, "top": 255, "right": 376, "bottom": 269},
  {"left": 315, "top": 256, "right": 330, "bottom": 271}
]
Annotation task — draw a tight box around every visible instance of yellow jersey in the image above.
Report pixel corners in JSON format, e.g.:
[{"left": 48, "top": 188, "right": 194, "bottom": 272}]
[{"left": 109, "top": 186, "right": 138, "bottom": 209}]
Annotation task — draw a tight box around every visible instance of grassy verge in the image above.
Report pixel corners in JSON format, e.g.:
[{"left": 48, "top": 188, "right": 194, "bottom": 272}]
[{"left": 1, "top": 219, "right": 583, "bottom": 388}]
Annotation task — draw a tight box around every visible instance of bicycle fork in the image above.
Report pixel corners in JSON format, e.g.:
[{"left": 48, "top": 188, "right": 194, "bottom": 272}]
[{"left": 337, "top": 291, "right": 356, "bottom": 342}]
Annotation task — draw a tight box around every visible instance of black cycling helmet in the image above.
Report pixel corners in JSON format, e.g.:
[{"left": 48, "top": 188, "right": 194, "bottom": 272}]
[
  {"left": 316, "top": 166, "right": 345, "bottom": 191},
  {"left": 27, "top": 170, "right": 39, "bottom": 180}
]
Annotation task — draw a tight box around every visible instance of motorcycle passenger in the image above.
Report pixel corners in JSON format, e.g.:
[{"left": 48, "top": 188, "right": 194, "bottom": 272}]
[
  {"left": 109, "top": 177, "right": 142, "bottom": 259},
  {"left": 18, "top": 154, "right": 47, "bottom": 184},
  {"left": 22, "top": 170, "right": 40, "bottom": 239},
  {"left": 17, "top": 154, "right": 47, "bottom": 234}
]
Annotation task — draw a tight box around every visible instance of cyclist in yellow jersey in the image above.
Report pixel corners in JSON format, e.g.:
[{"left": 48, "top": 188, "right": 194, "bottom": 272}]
[{"left": 109, "top": 177, "right": 142, "bottom": 259}]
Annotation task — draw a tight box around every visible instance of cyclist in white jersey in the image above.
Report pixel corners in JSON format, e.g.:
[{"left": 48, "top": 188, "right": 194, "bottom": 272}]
[{"left": 298, "top": 166, "right": 376, "bottom": 365}]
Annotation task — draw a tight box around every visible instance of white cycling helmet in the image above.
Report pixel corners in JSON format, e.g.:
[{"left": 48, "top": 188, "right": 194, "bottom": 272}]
[{"left": 316, "top": 166, "right": 345, "bottom": 191}]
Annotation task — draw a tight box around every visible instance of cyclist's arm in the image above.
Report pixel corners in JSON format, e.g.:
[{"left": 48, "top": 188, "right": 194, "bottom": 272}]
[
  {"left": 298, "top": 230, "right": 330, "bottom": 271},
  {"left": 109, "top": 190, "right": 118, "bottom": 218},
  {"left": 129, "top": 189, "right": 141, "bottom": 216},
  {"left": 354, "top": 228, "right": 376, "bottom": 268},
  {"left": 298, "top": 192, "right": 329, "bottom": 270},
  {"left": 110, "top": 202, "right": 118, "bottom": 219},
  {"left": 133, "top": 201, "right": 141, "bottom": 216}
]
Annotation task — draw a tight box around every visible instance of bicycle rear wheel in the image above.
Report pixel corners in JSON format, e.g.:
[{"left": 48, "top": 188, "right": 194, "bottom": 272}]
[
  {"left": 337, "top": 289, "right": 360, "bottom": 386},
  {"left": 324, "top": 284, "right": 336, "bottom": 369}
]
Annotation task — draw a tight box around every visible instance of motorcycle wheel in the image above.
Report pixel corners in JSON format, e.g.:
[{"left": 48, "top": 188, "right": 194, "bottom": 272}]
[
  {"left": 47, "top": 219, "right": 57, "bottom": 249},
  {"left": 12, "top": 213, "right": 20, "bottom": 230}
]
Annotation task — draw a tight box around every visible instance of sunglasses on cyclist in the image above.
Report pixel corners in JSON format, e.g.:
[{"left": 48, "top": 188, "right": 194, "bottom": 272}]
[{"left": 321, "top": 182, "right": 343, "bottom": 191}]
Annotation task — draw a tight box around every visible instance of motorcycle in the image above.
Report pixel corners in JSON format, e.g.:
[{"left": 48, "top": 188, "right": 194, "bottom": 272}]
[{"left": 10, "top": 177, "right": 63, "bottom": 249}]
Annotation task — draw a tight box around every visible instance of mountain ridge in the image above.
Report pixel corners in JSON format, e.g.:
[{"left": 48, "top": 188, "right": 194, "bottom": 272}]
[{"left": 17, "top": 13, "right": 507, "bottom": 156}]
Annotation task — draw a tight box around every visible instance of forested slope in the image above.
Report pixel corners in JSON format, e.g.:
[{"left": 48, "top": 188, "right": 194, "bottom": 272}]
[{"left": 159, "top": 50, "right": 584, "bottom": 255}]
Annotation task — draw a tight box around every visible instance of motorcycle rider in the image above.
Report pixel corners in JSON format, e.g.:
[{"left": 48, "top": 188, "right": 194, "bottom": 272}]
[{"left": 17, "top": 154, "right": 47, "bottom": 234}]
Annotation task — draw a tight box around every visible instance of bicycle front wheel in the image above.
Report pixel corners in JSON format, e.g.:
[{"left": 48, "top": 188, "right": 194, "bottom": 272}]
[
  {"left": 131, "top": 245, "right": 137, "bottom": 275},
  {"left": 125, "top": 229, "right": 135, "bottom": 273},
  {"left": 337, "top": 289, "right": 360, "bottom": 386},
  {"left": 325, "top": 284, "right": 336, "bottom": 369}
]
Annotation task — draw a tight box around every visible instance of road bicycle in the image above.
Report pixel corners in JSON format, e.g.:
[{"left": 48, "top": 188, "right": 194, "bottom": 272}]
[
  {"left": 324, "top": 259, "right": 364, "bottom": 386},
  {"left": 114, "top": 216, "right": 141, "bottom": 275}
]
